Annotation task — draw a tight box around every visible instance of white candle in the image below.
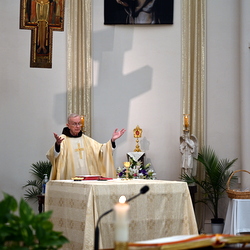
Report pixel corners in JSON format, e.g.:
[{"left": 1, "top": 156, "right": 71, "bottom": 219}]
[{"left": 114, "top": 196, "right": 130, "bottom": 242}]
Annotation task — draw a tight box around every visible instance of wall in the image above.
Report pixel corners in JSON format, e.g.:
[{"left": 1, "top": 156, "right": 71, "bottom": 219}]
[
  {"left": 0, "top": 1, "right": 248, "bottom": 223},
  {"left": 0, "top": 1, "right": 67, "bottom": 205},
  {"left": 206, "top": 0, "right": 250, "bottom": 225},
  {"left": 207, "top": 0, "right": 240, "bottom": 165},
  {"left": 206, "top": 0, "right": 250, "bottom": 183},
  {"left": 92, "top": 0, "right": 182, "bottom": 180},
  {"left": 239, "top": 0, "right": 250, "bottom": 190}
]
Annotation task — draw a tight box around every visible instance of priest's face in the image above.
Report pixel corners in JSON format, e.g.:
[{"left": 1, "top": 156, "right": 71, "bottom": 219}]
[{"left": 67, "top": 116, "right": 81, "bottom": 136}]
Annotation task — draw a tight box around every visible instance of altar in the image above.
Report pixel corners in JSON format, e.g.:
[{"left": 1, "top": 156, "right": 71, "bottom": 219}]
[{"left": 45, "top": 179, "right": 198, "bottom": 250}]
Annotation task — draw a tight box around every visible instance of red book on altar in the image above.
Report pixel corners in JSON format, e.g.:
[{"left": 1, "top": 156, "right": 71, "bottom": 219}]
[{"left": 73, "top": 175, "right": 113, "bottom": 181}]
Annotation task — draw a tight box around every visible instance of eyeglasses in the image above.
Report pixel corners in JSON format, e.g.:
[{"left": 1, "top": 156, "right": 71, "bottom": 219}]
[{"left": 70, "top": 123, "right": 82, "bottom": 127}]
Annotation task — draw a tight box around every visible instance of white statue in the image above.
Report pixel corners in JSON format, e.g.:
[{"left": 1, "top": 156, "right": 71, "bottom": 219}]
[{"left": 180, "top": 130, "right": 198, "bottom": 176}]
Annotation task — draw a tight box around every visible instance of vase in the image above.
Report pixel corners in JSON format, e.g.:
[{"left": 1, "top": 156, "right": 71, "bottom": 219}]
[{"left": 211, "top": 218, "right": 224, "bottom": 234}]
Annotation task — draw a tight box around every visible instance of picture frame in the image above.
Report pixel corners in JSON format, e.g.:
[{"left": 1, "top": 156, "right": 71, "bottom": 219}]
[{"left": 104, "top": 0, "right": 174, "bottom": 25}]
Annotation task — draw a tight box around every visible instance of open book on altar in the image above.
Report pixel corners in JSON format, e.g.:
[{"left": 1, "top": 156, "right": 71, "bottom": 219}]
[
  {"left": 128, "top": 234, "right": 250, "bottom": 249},
  {"left": 72, "top": 175, "right": 113, "bottom": 181}
]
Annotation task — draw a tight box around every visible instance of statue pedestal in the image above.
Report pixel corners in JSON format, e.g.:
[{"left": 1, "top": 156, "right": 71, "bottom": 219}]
[
  {"left": 37, "top": 195, "right": 45, "bottom": 213},
  {"left": 188, "top": 185, "right": 197, "bottom": 210}
]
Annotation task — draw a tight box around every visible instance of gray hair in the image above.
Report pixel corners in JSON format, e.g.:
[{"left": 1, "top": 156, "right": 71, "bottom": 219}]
[{"left": 67, "top": 113, "right": 80, "bottom": 123}]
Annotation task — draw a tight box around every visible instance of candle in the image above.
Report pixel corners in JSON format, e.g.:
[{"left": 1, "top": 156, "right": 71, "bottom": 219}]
[
  {"left": 114, "top": 196, "right": 130, "bottom": 242},
  {"left": 184, "top": 115, "right": 189, "bottom": 128},
  {"left": 81, "top": 116, "right": 84, "bottom": 128}
]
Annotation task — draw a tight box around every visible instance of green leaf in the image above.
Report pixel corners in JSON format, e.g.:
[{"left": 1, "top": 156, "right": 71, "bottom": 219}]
[
  {"left": 0, "top": 193, "right": 68, "bottom": 249},
  {"left": 0, "top": 194, "right": 18, "bottom": 224},
  {"left": 19, "top": 225, "right": 34, "bottom": 246},
  {"left": 19, "top": 199, "right": 34, "bottom": 224}
]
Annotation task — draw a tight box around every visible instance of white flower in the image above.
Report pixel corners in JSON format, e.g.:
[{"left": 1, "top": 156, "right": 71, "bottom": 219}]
[{"left": 136, "top": 161, "right": 142, "bottom": 167}]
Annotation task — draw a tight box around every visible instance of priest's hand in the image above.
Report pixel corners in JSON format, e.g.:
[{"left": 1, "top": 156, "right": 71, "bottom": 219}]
[
  {"left": 53, "top": 133, "right": 64, "bottom": 145},
  {"left": 111, "top": 128, "right": 126, "bottom": 142}
]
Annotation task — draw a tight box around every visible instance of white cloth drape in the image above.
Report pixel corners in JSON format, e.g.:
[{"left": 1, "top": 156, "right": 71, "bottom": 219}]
[
  {"left": 66, "top": 0, "right": 92, "bottom": 136},
  {"left": 223, "top": 199, "right": 250, "bottom": 235}
]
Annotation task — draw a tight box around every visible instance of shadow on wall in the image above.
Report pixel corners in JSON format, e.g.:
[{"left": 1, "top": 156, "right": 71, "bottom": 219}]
[{"left": 92, "top": 26, "right": 153, "bottom": 130}]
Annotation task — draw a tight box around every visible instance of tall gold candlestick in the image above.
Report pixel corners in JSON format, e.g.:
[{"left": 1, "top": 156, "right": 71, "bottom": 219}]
[{"left": 133, "top": 125, "right": 142, "bottom": 152}]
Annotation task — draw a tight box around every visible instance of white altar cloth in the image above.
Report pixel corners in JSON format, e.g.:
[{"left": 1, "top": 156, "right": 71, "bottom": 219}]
[
  {"left": 223, "top": 199, "right": 250, "bottom": 235},
  {"left": 45, "top": 179, "right": 198, "bottom": 250}
]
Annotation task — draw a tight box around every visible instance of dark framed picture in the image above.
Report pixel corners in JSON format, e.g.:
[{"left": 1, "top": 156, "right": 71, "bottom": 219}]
[{"left": 104, "top": 0, "right": 174, "bottom": 25}]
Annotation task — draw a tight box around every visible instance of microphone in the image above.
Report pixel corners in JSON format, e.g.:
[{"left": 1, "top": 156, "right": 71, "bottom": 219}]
[
  {"left": 126, "top": 185, "right": 149, "bottom": 202},
  {"left": 94, "top": 185, "right": 149, "bottom": 250}
]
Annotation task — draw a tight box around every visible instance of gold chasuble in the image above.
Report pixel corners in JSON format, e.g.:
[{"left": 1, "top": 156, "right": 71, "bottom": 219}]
[{"left": 46, "top": 134, "right": 116, "bottom": 180}]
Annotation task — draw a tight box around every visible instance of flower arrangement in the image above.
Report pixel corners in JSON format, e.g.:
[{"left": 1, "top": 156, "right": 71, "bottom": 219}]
[{"left": 116, "top": 158, "right": 156, "bottom": 179}]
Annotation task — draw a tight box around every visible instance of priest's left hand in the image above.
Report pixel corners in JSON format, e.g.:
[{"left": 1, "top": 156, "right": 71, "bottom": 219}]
[{"left": 111, "top": 128, "right": 126, "bottom": 142}]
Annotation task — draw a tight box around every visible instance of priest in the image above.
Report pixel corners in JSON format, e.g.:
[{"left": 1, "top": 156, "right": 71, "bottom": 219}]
[{"left": 46, "top": 113, "right": 126, "bottom": 180}]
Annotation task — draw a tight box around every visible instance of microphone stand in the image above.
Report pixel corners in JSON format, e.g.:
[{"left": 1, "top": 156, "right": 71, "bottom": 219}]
[
  {"left": 94, "top": 208, "right": 113, "bottom": 250},
  {"left": 94, "top": 185, "right": 149, "bottom": 250}
]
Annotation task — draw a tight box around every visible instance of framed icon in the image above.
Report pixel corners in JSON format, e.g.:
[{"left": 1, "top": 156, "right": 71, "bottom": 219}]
[
  {"left": 104, "top": 0, "right": 174, "bottom": 25},
  {"left": 20, "top": 0, "right": 65, "bottom": 68}
]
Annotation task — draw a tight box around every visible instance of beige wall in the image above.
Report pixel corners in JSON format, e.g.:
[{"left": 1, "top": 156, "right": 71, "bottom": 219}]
[{"left": 0, "top": 1, "right": 249, "bottom": 224}]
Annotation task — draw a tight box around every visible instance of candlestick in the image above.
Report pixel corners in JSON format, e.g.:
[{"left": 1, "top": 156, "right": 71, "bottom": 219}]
[
  {"left": 114, "top": 241, "right": 128, "bottom": 250},
  {"left": 133, "top": 125, "right": 143, "bottom": 152},
  {"left": 114, "top": 196, "right": 130, "bottom": 243}
]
